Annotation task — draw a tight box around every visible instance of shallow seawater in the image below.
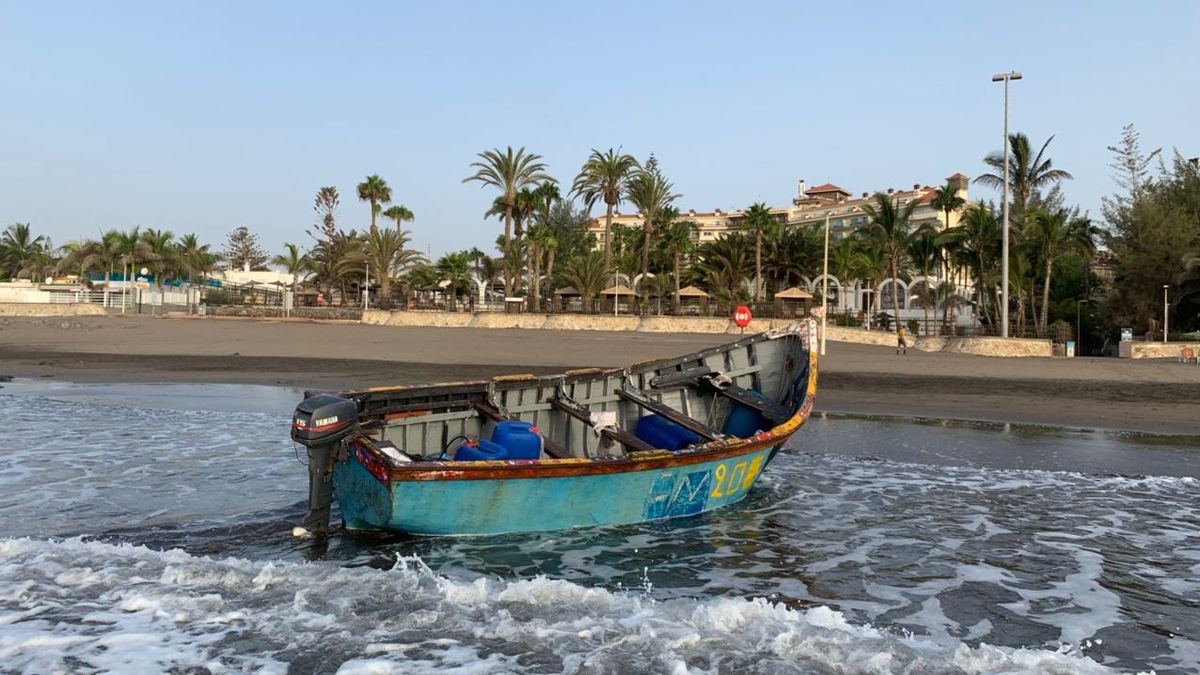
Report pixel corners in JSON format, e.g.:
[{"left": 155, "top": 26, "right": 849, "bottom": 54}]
[{"left": 0, "top": 380, "right": 1197, "bottom": 674}]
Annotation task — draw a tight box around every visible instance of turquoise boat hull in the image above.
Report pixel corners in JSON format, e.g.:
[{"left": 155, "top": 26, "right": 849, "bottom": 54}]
[
  {"left": 334, "top": 444, "right": 780, "bottom": 536},
  {"left": 296, "top": 321, "right": 819, "bottom": 537}
]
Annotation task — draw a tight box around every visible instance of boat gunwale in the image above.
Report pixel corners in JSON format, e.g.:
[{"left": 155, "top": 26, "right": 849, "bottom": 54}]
[{"left": 357, "top": 361, "right": 817, "bottom": 483}]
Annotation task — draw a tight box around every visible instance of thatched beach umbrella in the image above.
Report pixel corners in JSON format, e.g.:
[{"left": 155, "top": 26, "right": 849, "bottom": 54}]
[
  {"left": 774, "top": 286, "right": 813, "bottom": 317},
  {"left": 678, "top": 285, "right": 710, "bottom": 315}
]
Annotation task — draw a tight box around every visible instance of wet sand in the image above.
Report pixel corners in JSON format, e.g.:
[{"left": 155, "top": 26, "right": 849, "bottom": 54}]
[{"left": 2, "top": 315, "right": 1199, "bottom": 434}]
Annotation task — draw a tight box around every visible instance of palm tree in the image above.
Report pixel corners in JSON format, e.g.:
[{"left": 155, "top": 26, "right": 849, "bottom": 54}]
[
  {"left": 852, "top": 243, "right": 889, "bottom": 328},
  {"left": 939, "top": 203, "right": 1001, "bottom": 328},
  {"left": 1023, "top": 209, "right": 1096, "bottom": 335},
  {"left": 741, "top": 203, "right": 776, "bottom": 302},
  {"left": 625, "top": 158, "right": 680, "bottom": 310},
  {"left": 81, "top": 230, "right": 122, "bottom": 306},
  {"left": 272, "top": 243, "right": 313, "bottom": 297},
  {"left": 512, "top": 187, "right": 539, "bottom": 250},
  {"left": 381, "top": 205, "right": 414, "bottom": 234},
  {"left": 933, "top": 280, "right": 967, "bottom": 335},
  {"left": 479, "top": 255, "right": 503, "bottom": 302},
  {"left": 354, "top": 227, "right": 423, "bottom": 308},
  {"left": 692, "top": 234, "right": 754, "bottom": 304},
  {"left": 930, "top": 183, "right": 966, "bottom": 280},
  {"left": 660, "top": 220, "right": 696, "bottom": 312},
  {"left": 527, "top": 222, "right": 559, "bottom": 312},
  {"left": 976, "top": 133, "right": 1073, "bottom": 218},
  {"left": 140, "top": 228, "right": 176, "bottom": 290},
  {"left": 1, "top": 223, "right": 48, "bottom": 280},
  {"left": 309, "top": 229, "right": 361, "bottom": 304},
  {"left": 763, "top": 225, "right": 820, "bottom": 297},
  {"left": 570, "top": 148, "right": 640, "bottom": 274},
  {"left": 906, "top": 232, "right": 941, "bottom": 331},
  {"left": 114, "top": 227, "right": 149, "bottom": 307},
  {"left": 56, "top": 240, "right": 88, "bottom": 279},
  {"left": 860, "top": 192, "right": 922, "bottom": 321},
  {"left": 556, "top": 253, "right": 608, "bottom": 313},
  {"left": 435, "top": 252, "right": 473, "bottom": 302},
  {"left": 463, "top": 147, "right": 554, "bottom": 295},
  {"left": 177, "top": 233, "right": 221, "bottom": 288},
  {"left": 357, "top": 175, "right": 392, "bottom": 236}
]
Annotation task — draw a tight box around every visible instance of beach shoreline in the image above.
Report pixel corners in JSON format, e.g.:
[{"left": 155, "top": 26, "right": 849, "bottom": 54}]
[{"left": 3, "top": 315, "right": 1199, "bottom": 435}]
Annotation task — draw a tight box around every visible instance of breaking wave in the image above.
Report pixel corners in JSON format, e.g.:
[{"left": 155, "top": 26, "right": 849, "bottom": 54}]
[{"left": 0, "top": 538, "right": 1121, "bottom": 674}]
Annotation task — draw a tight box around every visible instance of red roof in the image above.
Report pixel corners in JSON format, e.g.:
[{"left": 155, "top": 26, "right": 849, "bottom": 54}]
[
  {"left": 805, "top": 183, "right": 850, "bottom": 195},
  {"left": 946, "top": 172, "right": 969, "bottom": 180}
]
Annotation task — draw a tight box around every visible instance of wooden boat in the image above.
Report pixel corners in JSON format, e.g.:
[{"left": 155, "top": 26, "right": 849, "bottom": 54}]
[{"left": 290, "top": 320, "right": 818, "bottom": 537}]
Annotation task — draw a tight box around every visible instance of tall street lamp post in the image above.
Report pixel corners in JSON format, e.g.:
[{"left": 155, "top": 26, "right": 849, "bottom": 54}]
[
  {"left": 992, "top": 70, "right": 1022, "bottom": 338},
  {"left": 821, "top": 213, "right": 830, "bottom": 356},
  {"left": 1076, "top": 298, "right": 1090, "bottom": 356},
  {"left": 1163, "top": 284, "right": 1169, "bottom": 343}
]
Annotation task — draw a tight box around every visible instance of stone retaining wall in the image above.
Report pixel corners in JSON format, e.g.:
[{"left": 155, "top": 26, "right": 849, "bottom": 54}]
[
  {"left": 354, "top": 311, "right": 1054, "bottom": 358},
  {"left": 468, "top": 313, "right": 550, "bottom": 330},
  {"left": 0, "top": 303, "right": 107, "bottom": 317},
  {"left": 362, "top": 310, "right": 474, "bottom": 328},
  {"left": 541, "top": 315, "right": 642, "bottom": 332},
  {"left": 932, "top": 336, "right": 1053, "bottom": 358},
  {"left": 1120, "top": 341, "right": 1200, "bottom": 359}
]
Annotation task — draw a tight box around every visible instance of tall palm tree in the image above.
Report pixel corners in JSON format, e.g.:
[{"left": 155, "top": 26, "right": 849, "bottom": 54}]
[
  {"left": 381, "top": 205, "right": 414, "bottom": 234},
  {"left": 906, "top": 231, "right": 941, "bottom": 330},
  {"left": 526, "top": 222, "right": 558, "bottom": 312},
  {"left": 625, "top": 159, "right": 680, "bottom": 310},
  {"left": 976, "top": 133, "right": 1073, "bottom": 218},
  {"left": 463, "top": 147, "right": 554, "bottom": 295},
  {"left": 930, "top": 183, "right": 966, "bottom": 229},
  {"left": 930, "top": 183, "right": 966, "bottom": 280},
  {"left": 570, "top": 148, "right": 640, "bottom": 274},
  {"left": 512, "top": 187, "right": 540, "bottom": 247},
  {"left": 860, "top": 193, "right": 922, "bottom": 321},
  {"left": 357, "top": 175, "right": 392, "bottom": 236},
  {"left": 741, "top": 203, "right": 776, "bottom": 302},
  {"left": 1023, "top": 209, "right": 1096, "bottom": 335},
  {"left": 272, "top": 243, "right": 313, "bottom": 297},
  {"left": 939, "top": 203, "right": 1001, "bottom": 327},
  {"left": 660, "top": 220, "right": 696, "bottom": 312},
  {"left": 114, "top": 227, "right": 148, "bottom": 307}
]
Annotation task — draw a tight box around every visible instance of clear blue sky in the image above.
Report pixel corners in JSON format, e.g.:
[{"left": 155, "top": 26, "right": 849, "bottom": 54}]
[{"left": 2, "top": 1, "right": 1197, "bottom": 260}]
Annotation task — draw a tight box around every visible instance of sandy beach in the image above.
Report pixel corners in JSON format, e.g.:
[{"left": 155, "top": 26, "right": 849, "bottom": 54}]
[{"left": 2, "top": 315, "right": 1199, "bottom": 434}]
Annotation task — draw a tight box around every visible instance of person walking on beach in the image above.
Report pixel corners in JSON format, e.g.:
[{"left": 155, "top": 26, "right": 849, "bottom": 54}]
[{"left": 896, "top": 326, "right": 907, "bottom": 356}]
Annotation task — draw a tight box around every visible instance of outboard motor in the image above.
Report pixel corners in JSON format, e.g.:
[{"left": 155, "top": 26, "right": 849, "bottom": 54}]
[{"left": 291, "top": 394, "right": 358, "bottom": 537}]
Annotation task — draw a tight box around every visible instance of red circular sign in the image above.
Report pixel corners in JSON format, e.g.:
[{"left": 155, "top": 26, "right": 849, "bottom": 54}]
[{"left": 733, "top": 305, "right": 752, "bottom": 328}]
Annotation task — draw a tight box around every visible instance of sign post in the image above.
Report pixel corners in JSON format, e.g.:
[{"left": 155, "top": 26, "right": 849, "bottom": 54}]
[{"left": 733, "top": 305, "right": 752, "bottom": 335}]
